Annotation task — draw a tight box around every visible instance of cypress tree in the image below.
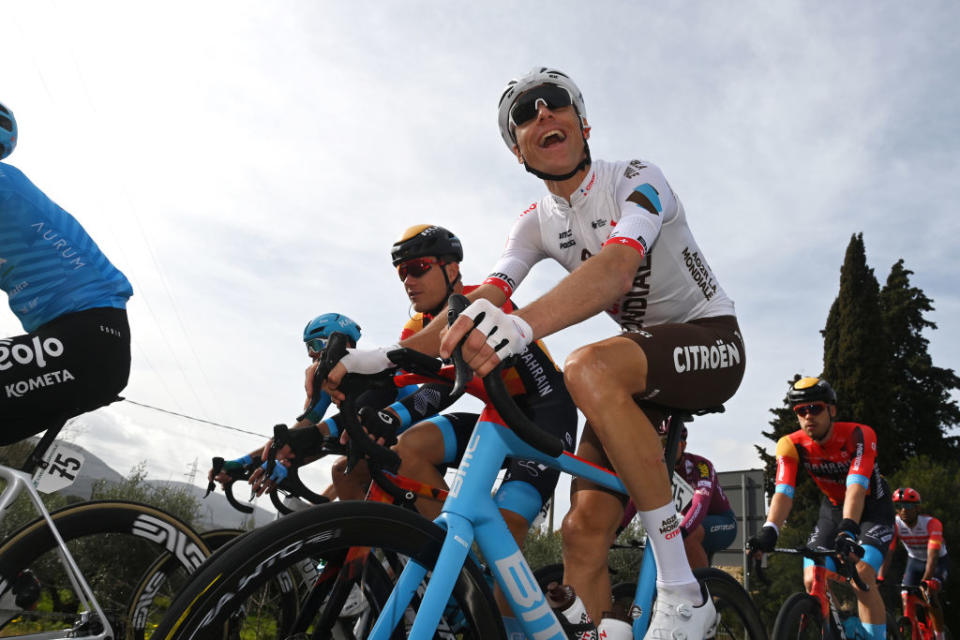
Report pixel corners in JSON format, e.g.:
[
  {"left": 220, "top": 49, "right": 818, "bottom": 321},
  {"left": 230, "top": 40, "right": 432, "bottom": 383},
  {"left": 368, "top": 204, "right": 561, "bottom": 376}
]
[
  {"left": 821, "top": 233, "right": 895, "bottom": 471},
  {"left": 879, "top": 259, "right": 960, "bottom": 461}
]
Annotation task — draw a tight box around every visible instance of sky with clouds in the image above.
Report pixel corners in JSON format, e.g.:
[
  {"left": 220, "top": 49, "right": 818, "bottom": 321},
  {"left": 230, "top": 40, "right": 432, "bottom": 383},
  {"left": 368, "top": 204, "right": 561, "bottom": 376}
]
[{"left": 4, "top": 1, "right": 959, "bottom": 519}]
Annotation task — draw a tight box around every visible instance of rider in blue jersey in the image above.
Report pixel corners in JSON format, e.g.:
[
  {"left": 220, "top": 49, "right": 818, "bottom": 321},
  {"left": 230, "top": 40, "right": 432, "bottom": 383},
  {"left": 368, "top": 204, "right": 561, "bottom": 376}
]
[{"left": 0, "top": 101, "right": 133, "bottom": 444}]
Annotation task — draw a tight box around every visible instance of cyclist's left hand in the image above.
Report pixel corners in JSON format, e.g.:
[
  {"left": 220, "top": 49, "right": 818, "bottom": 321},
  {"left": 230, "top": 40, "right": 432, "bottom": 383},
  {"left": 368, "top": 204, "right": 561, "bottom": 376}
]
[
  {"left": 922, "top": 578, "right": 941, "bottom": 593},
  {"left": 440, "top": 299, "right": 533, "bottom": 376},
  {"left": 322, "top": 346, "right": 399, "bottom": 401},
  {"left": 834, "top": 521, "right": 864, "bottom": 560}
]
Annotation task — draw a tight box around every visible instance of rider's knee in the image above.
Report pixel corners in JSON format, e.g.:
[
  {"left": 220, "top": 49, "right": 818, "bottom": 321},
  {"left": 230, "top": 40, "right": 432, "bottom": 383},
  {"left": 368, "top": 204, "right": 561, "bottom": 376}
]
[
  {"left": 564, "top": 342, "right": 622, "bottom": 401},
  {"left": 562, "top": 505, "right": 616, "bottom": 555},
  {"left": 330, "top": 456, "right": 348, "bottom": 478}
]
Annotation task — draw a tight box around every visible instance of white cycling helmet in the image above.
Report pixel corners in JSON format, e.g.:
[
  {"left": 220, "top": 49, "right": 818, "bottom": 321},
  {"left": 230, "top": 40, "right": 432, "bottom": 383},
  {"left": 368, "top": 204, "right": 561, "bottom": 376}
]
[{"left": 497, "top": 67, "right": 587, "bottom": 151}]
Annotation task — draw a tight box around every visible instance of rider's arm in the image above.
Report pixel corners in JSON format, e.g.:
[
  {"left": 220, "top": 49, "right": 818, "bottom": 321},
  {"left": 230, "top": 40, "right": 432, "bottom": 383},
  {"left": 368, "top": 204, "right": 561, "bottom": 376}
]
[
  {"left": 679, "top": 457, "right": 716, "bottom": 535},
  {"left": 841, "top": 424, "right": 877, "bottom": 524},
  {"left": 766, "top": 492, "right": 793, "bottom": 531},
  {"left": 507, "top": 243, "right": 644, "bottom": 341},
  {"left": 922, "top": 517, "right": 944, "bottom": 581},
  {"left": 768, "top": 435, "right": 799, "bottom": 529}
]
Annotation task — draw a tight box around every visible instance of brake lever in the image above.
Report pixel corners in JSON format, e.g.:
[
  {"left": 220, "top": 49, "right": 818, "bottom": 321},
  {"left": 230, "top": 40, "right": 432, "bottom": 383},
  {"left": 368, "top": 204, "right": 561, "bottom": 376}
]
[
  {"left": 206, "top": 457, "right": 224, "bottom": 497},
  {"left": 446, "top": 294, "right": 474, "bottom": 399}
]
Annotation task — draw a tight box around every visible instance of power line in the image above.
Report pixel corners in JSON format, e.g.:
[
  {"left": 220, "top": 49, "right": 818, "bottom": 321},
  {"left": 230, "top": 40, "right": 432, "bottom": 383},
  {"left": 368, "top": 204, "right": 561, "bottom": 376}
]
[{"left": 121, "top": 399, "right": 269, "bottom": 439}]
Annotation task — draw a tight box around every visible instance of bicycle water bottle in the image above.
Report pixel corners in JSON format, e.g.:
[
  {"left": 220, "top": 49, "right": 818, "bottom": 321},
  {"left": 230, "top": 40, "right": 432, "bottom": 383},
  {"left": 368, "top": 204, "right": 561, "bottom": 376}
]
[{"left": 545, "top": 583, "right": 598, "bottom": 640}]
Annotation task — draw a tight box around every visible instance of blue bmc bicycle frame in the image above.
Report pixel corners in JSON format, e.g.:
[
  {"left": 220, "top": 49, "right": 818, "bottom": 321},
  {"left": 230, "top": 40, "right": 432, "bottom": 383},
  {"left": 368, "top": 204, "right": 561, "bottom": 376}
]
[{"left": 369, "top": 407, "right": 657, "bottom": 640}]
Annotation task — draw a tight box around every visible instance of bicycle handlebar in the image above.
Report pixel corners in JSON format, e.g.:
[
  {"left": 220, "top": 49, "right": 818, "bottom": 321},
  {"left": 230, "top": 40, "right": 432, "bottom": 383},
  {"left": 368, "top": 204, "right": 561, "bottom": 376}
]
[
  {"left": 446, "top": 294, "right": 565, "bottom": 458},
  {"left": 749, "top": 545, "right": 868, "bottom": 592}
]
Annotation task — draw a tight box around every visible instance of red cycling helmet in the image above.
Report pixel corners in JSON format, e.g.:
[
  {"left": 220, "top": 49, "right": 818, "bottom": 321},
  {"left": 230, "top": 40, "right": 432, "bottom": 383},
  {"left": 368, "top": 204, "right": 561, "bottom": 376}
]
[{"left": 892, "top": 487, "right": 921, "bottom": 504}]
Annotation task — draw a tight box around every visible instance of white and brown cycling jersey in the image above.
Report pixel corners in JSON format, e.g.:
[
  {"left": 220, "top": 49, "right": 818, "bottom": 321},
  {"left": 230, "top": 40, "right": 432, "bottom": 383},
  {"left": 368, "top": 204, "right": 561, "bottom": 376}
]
[{"left": 484, "top": 158, "right": 735, "bottom": 332}]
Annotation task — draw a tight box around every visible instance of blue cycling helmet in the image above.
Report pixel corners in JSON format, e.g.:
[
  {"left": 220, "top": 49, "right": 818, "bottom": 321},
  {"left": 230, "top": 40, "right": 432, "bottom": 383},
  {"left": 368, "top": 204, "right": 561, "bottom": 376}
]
[
  {"left": 302, "top": 313, "right": 361, "bottom": 353},
  {"left": 0, "top": 102, "right": 17, "bottom": 160}
]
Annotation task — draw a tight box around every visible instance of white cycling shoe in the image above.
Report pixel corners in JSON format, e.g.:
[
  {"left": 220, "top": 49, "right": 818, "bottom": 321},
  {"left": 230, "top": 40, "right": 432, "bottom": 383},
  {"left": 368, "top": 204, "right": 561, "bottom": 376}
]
[{"left": 644, "top": 583, "right": 717, "bottom": 640}]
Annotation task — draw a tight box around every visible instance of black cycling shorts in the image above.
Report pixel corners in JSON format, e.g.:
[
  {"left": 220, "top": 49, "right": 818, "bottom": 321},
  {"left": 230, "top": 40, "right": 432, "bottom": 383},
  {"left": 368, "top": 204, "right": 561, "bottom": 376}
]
[
  {"left": 0, "top": 307, "right": 130, "bottom": 445},
  {"left": 807, "top": 493, "right": 895, "bottom": 555},
  {"left": 903, "top": 553, "right": 950, "bottom": 587}
]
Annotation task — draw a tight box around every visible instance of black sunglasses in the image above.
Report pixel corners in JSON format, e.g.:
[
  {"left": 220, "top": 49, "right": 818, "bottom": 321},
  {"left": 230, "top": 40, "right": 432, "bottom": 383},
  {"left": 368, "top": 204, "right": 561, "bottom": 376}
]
[
  {"left": 509, "top": 84, "right": 574, "bottom": 129},
  {"left": 793, "top": 403, "right": 826, "bottom": 417}
]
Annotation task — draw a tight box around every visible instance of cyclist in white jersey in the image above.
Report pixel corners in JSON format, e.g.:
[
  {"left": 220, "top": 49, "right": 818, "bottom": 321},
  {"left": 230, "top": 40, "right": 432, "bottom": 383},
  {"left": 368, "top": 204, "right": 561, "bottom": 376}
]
[
  {"left": 323, "top": 67, "right": 745, "bottom": 639},
  {"left": 440, "top": 67, "right": 746, "bottom": 639}
]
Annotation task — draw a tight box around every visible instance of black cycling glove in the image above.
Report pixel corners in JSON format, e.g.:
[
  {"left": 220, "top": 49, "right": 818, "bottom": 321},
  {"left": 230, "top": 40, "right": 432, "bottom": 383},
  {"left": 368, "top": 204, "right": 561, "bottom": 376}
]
[
  {"left": 359, "top": 406, "right": 401, "bottom": 446},
  {"left": 748, "top": 524, "right": 778, "bottom": 552},
  {"left": 834, "top": 518, "right": 864, "bottom": 558}
]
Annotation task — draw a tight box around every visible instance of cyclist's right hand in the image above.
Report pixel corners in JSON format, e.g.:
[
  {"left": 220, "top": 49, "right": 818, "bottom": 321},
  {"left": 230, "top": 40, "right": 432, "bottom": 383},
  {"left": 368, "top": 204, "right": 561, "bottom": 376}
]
[{"left": 747, "top": 523, "right": 778, "bottom": 554}]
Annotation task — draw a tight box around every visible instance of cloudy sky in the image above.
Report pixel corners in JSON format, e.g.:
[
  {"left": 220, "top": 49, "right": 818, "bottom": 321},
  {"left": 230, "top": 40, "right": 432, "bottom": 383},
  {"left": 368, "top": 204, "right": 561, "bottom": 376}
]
[{"left": 4, "top": 1, "right": 959, "bottom": 518}]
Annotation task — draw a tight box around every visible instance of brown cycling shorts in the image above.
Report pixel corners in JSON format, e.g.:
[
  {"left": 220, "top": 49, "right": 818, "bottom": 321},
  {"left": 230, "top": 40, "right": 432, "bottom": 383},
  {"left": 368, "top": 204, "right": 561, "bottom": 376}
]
[{"left": 623, "top": 315, "right": 745, "bottom": 417}]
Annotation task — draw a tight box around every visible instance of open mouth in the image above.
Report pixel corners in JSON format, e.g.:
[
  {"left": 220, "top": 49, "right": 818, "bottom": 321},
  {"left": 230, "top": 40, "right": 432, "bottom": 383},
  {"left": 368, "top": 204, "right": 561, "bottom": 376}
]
[{"left": 539, "top": 130, "right": 567, "bottom": 148}]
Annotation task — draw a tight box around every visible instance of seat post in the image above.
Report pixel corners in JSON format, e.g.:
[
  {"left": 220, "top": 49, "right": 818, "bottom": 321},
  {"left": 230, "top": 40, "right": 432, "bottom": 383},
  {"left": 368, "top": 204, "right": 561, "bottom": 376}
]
[{"left": 20, "top": 418, "right": 69, "bottom": 475}]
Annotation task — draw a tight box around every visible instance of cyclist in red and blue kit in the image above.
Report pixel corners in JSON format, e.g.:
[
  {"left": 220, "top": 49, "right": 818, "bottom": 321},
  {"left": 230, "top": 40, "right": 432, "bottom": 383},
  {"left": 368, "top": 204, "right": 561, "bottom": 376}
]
[
  {"left": 750, "top": 377, "right": 894, "bottom": 640},
  {"left": 1, "top": 101, "right": 132, "bottom": 444}
]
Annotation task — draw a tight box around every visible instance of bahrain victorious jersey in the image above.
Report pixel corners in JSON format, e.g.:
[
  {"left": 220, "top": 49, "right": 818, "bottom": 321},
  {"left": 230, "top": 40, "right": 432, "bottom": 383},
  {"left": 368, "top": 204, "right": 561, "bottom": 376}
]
[
  {"left": 399, "top": 285, "right": 561, "bottom": 399},
  {"left": 891, "top": 514, "right": 948, "bottom": 561},
  {"left": 484, "top": 159, "right": 735, "bottom": 331},
  {"left": 774, "top": 421, "right": 885, "bottom": 507},
  {"left": 1, "top": 162, "right": 132, "bottom": 331}
]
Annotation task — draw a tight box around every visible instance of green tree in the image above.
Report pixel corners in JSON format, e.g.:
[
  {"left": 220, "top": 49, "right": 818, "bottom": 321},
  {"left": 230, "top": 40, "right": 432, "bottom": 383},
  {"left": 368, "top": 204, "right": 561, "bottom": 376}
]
[
  {"left": 821, "top": 233, "right": 894, "bottom": 469},
  {"left": 879, "top": 260, "right": 960, "bottom": 461},
  {"left": 90, "top": 462, "right": 201, "bottom": 527}
]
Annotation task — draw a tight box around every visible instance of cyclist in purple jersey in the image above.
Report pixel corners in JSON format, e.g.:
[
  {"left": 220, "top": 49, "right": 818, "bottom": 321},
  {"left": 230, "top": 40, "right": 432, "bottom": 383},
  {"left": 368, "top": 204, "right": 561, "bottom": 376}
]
[{"left": 0, "top": 102, "right": 132, "bottom": 444}]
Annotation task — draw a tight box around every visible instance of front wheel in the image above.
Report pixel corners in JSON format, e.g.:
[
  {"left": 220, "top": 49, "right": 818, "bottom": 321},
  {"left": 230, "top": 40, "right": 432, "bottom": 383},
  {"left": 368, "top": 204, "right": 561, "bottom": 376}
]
[
  {"left": 771, "top": 592, "right": 825, "bottom": 640},
  {"left": 152, "top": 501, "right": 504, "bottom": 640},
  {"left": 694, "top": 568, "right": 768, "bottom": 640},
  {"left": 0, "top": 500, "right": 210, "bottom": 639}
]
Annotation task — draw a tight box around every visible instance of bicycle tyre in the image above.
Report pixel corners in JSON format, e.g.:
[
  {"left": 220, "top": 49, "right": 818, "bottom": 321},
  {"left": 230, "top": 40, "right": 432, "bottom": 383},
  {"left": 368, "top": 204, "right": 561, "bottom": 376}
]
[
  {"left": 153, "top": 501, "right": 504, "bottom": 640},
  {"left": 771, "top": 591, "right": 825, "bottom": 640},
  {"left": 694, "top": 567, "right": 768, "bottom": 640},
  {"left": 0, "top": 499, "right": 210, "bottom": 639}
]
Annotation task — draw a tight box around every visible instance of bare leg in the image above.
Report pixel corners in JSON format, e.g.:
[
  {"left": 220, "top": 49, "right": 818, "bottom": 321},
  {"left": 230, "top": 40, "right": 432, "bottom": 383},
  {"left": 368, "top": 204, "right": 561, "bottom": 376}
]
[
  {"left": 330, "top": 456, "right": 369, "bottom": 501},
  {"left": 392, "top": 423, "right": 448, "bottom": 519},
  {"left": 684, "top": 525, "right": 709, "bottom": 570},
  {"left": 564, "top": 338, "right": 697, "bottom": 600}
]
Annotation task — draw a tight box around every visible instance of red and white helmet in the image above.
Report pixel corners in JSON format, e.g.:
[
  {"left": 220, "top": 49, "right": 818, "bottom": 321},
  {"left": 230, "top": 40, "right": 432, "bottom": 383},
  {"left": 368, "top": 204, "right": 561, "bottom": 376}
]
[
  {"left": 892, "top": 487, "right": 921, "bottom": 504},
  {"left": 497, "top": 67, "right": 587, "bottom": 150}
]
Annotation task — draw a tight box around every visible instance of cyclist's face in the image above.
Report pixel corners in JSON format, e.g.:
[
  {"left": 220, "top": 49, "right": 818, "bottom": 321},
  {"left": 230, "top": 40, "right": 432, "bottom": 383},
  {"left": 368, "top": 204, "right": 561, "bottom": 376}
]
[
  {"left": 794, "top": 401, "right": 835, "bottom": 441},
  {"left": 511, "top": 98, "right": 589, "bottom": 177},
  {"left": 897, "top": 504, "right": 919, "bottom": 525},
  {"left": 401, "top": 256, "right": 456, "bottom": 313}
]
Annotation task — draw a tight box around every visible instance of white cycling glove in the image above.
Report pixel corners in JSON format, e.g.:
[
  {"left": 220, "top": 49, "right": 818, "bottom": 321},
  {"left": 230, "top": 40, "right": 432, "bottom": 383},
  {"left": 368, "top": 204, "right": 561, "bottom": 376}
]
[
  {"left": 461, "top": 299, "right": 534, "bottom": 359},
  {"left": 339, "top": 345, "right": 400, "bottom": 375}
]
